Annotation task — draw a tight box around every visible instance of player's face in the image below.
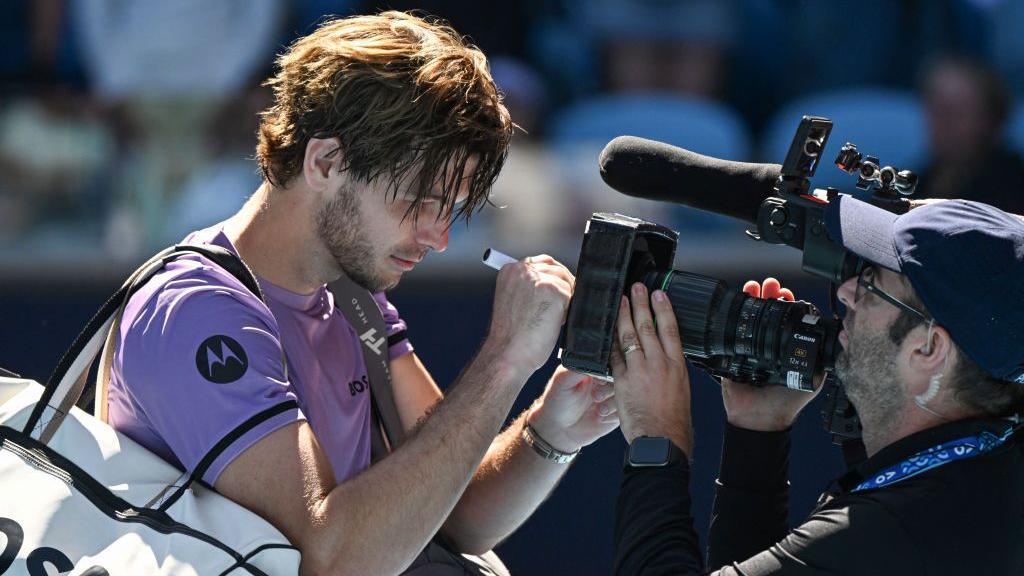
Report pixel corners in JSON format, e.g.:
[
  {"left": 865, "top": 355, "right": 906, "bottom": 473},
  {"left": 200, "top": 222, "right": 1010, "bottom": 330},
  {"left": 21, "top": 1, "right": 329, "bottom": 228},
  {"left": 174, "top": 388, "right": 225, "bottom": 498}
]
[{"left": 315, "top": 164, "right": 472, "bottom": 292}]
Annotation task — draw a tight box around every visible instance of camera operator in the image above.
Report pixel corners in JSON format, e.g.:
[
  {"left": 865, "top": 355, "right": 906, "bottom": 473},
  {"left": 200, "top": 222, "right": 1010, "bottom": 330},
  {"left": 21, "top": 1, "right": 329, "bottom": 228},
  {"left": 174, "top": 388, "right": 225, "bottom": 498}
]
[{"left": 611, "top": 196, "right": 1024, "bottom": 575}]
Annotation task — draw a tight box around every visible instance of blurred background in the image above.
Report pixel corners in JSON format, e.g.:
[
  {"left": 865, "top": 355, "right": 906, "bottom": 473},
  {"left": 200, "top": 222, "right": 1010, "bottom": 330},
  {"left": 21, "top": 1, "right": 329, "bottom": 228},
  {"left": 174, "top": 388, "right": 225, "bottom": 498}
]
[{"left": 2, "top": 1, "right": 1023, "bottom": 574}]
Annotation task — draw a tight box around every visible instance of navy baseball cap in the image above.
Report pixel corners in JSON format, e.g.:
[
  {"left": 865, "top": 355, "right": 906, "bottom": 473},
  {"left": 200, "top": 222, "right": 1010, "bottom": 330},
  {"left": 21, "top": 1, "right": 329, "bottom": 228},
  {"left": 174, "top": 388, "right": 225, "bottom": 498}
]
[{"left": 824, "top": 196, "right": 1024, "bottom": 385}]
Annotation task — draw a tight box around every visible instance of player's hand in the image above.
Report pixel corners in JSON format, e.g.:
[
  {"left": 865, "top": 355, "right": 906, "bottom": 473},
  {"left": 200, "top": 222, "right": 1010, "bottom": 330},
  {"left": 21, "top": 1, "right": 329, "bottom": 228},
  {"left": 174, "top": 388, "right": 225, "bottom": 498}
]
[
  {"left": 484, "top": 255, "right": 574, "bottom": 373},
  {"left": 610, "top": 283, "right": 692, "bottom": 455},
  {"left": 720, "top": 277, "right": 825, "bottom": 432},
  {"left": 527, "top": 366, "right": 619, "bottom": 454}
]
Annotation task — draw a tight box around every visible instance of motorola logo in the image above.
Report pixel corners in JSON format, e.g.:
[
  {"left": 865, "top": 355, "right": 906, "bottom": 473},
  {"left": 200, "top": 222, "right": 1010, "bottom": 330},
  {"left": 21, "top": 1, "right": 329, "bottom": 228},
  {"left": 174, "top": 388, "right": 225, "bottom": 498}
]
[{"left": 195, "top": 335, "right": 249, "bottom": 384}]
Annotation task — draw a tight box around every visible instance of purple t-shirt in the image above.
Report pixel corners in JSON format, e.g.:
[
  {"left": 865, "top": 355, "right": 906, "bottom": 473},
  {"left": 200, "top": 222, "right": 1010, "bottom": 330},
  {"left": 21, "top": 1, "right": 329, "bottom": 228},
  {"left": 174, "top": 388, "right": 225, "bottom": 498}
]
[{"left": 107, "top": 225, "right": 413, "bottom": 485}]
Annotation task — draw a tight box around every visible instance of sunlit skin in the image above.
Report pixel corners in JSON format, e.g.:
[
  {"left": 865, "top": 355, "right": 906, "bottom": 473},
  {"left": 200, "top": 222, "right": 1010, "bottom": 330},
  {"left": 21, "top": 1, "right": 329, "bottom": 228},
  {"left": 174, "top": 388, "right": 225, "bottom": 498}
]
[
  {"left": 609, "top": 277, "right": 808, "bottom": 453},
  {"left": 314, "top": 164, "right": 469, "bottom": 293},
  {"left": 224, "top": 138, "right": 469, "bottom": 295},
  {"left": 832, "top": 267, "right": 912, "bottom": 449},
  {"left": 718, "top": 278, "right": 824, "bottom": 434},
  {"left": 833, "top": 266, "right": 966, "bottom": 455}
]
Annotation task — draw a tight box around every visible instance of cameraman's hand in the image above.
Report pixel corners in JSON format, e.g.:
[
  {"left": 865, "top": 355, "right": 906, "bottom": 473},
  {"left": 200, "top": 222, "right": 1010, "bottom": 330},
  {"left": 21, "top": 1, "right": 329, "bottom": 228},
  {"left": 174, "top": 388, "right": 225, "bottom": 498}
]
[
  {"left": 610, "top": 283, "right": 692, "bottom": 455},
  {"left": 483, "top": 255, "right": 574, "bottom": 374},
  {"left": 720, "top": 278, "right": 825, "bottom": 432}
]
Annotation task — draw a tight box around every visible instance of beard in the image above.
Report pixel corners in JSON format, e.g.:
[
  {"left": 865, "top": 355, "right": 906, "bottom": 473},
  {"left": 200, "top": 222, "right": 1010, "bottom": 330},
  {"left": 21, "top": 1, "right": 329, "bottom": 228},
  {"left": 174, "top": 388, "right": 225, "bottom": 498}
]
[
  {"left": 835, "top": 312, "right": 904, "bottom": 427},
  {"left": 315, "top": 183, "right": 394, "bottom": 293}
]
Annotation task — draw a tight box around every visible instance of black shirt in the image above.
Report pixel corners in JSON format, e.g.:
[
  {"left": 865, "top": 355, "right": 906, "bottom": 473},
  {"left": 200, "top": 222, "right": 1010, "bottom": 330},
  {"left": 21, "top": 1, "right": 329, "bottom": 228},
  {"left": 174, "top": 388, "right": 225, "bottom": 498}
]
[{"left": 614, "top": 418, "right": 1024, "bottom": 575}]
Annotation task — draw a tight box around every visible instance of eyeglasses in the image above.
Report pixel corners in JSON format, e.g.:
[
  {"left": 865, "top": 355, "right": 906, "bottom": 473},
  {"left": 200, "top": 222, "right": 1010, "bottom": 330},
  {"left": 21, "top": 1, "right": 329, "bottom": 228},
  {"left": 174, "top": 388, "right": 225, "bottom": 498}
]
[{"left": 854, "top": 265, "right": 933, "bottom": 325}]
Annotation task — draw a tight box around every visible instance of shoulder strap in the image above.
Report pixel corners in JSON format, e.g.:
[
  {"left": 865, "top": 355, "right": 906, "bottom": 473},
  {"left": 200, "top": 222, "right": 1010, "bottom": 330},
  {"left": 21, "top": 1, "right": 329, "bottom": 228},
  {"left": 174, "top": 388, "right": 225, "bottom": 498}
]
[
  {"left": 23, "top": 244, "right": 265, "bottom": 444},
  {"left": 328, "top": 281, "right": 508, "bottom": 573},
  {"left": 328, "top": 277, "right": 405, "bottom": 460},
  {"left": 95, "top": 244, "right": 268, "bottom": 423}
]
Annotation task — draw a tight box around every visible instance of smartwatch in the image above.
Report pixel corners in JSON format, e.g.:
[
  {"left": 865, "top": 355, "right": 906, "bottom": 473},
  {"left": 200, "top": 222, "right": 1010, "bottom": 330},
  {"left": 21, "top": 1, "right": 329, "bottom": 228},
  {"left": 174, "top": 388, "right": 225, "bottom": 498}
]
[{"left": 626, "top": 436, "right": 685, "bottom": 468}]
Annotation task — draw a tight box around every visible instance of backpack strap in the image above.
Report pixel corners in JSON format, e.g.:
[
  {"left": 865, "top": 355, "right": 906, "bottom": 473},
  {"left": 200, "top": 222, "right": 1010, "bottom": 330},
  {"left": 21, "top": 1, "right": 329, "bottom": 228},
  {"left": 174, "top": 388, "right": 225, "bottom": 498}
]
[{"left": 328, "top": 277, "right": 405, "bottom": 460}]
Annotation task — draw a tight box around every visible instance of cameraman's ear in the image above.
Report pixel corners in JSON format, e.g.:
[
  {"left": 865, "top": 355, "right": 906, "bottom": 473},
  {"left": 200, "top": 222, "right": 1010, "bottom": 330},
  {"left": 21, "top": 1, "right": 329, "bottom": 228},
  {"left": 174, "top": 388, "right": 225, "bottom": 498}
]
[
  {"left": 303, "top": 137, "right": 344, "bottom": 192},
  {"left": 909, "top": 323, "right": 953, "bottom": 373}
]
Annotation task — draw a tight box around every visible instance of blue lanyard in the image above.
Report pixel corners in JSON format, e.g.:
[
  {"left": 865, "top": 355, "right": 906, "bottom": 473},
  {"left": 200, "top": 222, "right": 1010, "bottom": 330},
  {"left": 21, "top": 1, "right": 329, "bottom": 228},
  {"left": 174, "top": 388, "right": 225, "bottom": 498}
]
[{"left": 851, "top": 425, "right": 1018, "bottom": 493}]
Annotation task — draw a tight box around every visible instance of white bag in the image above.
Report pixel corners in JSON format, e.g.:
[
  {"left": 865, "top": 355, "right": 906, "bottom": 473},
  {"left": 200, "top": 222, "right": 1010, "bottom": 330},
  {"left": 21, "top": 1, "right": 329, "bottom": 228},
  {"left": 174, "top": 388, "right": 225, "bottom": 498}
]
[{"left": 0, "top": 246, "right": 300, "bottom": 575}]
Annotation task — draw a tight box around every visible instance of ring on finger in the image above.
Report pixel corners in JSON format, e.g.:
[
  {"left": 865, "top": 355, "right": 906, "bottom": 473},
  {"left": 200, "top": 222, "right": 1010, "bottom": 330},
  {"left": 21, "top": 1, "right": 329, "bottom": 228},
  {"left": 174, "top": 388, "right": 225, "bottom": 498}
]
[{"left": 622, "top": 343, "right": 642, "bottom": 356}]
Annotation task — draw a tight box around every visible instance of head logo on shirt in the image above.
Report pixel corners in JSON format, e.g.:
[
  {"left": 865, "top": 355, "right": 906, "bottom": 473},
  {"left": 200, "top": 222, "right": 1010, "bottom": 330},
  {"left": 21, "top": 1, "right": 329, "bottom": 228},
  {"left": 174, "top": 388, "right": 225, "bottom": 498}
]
[{"left": 195, "top": 335, "right": 248, "bottom": 384}]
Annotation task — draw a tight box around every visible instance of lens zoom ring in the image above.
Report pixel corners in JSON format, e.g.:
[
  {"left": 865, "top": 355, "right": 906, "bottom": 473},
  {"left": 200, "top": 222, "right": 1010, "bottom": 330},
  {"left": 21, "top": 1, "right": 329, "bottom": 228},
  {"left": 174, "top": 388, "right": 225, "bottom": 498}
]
[{"left": 665, "top": 272, "right": 725, "bottom": 356}]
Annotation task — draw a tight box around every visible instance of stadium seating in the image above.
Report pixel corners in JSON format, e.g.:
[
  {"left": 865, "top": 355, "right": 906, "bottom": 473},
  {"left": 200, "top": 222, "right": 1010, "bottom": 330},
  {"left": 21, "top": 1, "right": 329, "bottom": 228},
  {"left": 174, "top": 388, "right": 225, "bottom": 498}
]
[{"left": 548, "top": 93, "right": 753, "bottom": 234}]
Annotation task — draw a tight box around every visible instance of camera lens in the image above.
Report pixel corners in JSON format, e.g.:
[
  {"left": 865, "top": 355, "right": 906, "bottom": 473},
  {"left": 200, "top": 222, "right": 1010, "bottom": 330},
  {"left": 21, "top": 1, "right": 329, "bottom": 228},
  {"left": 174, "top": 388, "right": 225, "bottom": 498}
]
[
  {"left": 640, "top": 269, "right": 726, "bottom": 357},
  {"left": 803, "top": 138, "right": 822, "bottom": 157},
  {"left": 641, "top": 268, "right": 837, "bottom": 388}
]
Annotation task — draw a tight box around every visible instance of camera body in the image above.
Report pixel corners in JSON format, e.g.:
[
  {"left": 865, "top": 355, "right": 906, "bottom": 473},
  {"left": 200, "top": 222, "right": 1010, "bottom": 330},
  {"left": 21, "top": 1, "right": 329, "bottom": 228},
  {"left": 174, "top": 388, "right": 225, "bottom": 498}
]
[
  {"left": 559, "top": 212, "right": 837, "bottom": 391},
  {"left": 559, "top": 213, "right": 677, "bottom": 379}
]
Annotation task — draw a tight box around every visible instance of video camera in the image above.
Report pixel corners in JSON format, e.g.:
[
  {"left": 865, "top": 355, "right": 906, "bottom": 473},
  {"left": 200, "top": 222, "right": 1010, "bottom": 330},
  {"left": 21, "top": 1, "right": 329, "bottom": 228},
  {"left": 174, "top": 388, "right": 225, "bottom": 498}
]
[{"left": 558, "top": 116, "right": 918, "bottom": 444}]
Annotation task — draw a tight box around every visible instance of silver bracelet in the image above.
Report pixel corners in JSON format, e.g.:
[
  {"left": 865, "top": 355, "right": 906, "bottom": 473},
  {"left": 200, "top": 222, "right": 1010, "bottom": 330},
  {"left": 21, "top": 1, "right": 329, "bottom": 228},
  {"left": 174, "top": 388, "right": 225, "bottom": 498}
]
[{"left": 521, "top": 422, "right": 580, "bottom": 464}]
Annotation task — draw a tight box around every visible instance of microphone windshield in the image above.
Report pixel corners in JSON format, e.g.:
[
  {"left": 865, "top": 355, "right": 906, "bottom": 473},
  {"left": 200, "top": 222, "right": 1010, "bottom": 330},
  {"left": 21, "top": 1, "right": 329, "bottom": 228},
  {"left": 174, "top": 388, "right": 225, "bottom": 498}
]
[{"left": 599, "top": 136, "right": 781, "bottom": 225}]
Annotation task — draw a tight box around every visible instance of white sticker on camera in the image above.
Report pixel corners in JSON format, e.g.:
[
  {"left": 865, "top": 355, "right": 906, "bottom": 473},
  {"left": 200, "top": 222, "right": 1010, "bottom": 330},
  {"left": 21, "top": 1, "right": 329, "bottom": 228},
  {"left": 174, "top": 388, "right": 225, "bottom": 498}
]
[{"left": 787, "top": 371, "right": 803, "bottom": 390}]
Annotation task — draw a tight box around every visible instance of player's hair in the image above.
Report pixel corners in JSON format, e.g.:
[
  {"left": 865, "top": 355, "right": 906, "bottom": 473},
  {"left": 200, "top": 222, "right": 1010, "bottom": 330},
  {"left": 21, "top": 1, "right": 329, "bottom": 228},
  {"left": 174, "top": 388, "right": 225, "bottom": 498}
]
[{"left": 257, "top": 11, "right": 513, "bottom": 222}]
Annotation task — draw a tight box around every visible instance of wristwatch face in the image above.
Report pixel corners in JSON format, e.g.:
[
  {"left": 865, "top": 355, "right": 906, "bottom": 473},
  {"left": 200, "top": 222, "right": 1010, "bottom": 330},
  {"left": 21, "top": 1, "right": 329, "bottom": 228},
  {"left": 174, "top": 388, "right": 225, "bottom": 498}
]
[{"left": 628, "top": 436, "right": 672, "bottom": 467}]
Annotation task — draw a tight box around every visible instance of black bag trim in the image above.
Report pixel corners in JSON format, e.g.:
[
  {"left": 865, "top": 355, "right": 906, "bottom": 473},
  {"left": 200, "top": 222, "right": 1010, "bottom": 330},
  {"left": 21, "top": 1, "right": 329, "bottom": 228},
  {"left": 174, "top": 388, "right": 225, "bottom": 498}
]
[
  {"left": 217, "top": 543, "right": 300, "bottom": 576},
  {"left": 387, "top": 329, "right": 408, "bottom": 347},
  {"left": 158, "top": 400, "right": 301, "bottom": 512},
  {"left": 23, "top": 245, "right": 264, "bottom": 438},
  {"left": 0, "top": 425, "right": 275, "bottom": 571},
  {"left": 24, "top": 287, "right": 125, "bottom": 435}
]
